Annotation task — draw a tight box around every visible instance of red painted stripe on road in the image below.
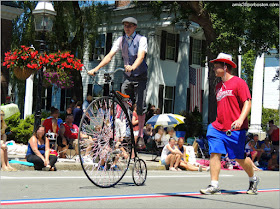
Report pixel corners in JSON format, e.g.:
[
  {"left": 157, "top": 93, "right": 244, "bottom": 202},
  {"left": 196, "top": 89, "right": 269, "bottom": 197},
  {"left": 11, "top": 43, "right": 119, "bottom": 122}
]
[{"left": 1, "top": 189, "right": 279, "bottom": 206}]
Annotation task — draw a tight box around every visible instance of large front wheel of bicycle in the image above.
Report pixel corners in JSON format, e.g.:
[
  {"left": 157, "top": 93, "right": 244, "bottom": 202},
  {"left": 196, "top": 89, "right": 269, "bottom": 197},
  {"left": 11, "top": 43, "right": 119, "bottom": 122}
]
[
  {"left": 78, "top": 96, "right": 133, "bottom": 188},
  {"left": 132, "top": 158, "right": 147, "bottom": 186}
]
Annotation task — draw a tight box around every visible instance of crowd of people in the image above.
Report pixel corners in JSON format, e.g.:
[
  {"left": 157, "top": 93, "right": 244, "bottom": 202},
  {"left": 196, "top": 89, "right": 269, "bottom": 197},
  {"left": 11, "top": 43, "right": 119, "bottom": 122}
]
[
  {"left": 24, "top": 96, "right": 94, "bottom": 171},
  {"left": 245, "top": 121, "right": 279, "bottom": 171}
]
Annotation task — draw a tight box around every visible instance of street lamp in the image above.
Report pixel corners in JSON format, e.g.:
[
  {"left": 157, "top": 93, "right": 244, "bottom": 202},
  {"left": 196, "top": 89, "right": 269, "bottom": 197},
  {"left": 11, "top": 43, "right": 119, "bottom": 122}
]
[{"left": 32, "top": 1, "right": 56, "bottom": 131}]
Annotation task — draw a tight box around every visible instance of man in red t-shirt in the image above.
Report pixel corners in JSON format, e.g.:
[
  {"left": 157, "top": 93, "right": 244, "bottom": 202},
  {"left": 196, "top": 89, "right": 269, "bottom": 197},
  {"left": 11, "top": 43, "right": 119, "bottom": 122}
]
[
  {"left": 58, "top": 114, "right": 79, "bottom": 158},
  {"left": 200, "top": 53, "right": 259, "bottom": 195}
]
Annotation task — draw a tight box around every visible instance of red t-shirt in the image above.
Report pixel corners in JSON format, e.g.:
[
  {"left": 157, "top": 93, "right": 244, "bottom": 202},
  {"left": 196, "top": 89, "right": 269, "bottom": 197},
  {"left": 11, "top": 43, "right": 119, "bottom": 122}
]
[
  {"left": 132, "top": 111, "right": 139, "bottom": 131},
  {"left": 212, "top": 76, "right": 252, "bottom": 131},
  {"left": 271, "top": 128, "right": 279, "bottom": 142},
  {"left": 62, "top": 123, "right": 79, "bottom": 139},
  {"left": 43, "top": 117, "right": 59, "bottom": 134}
]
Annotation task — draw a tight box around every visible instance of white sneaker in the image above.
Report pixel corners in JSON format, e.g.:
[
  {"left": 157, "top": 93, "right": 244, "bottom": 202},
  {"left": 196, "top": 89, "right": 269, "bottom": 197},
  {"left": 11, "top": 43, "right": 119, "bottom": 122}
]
[
  {"left": 74, "top": 155, "right": 80, "bottom": 162},
  {"left": 83, "top": 156, "right": 93, "bottom": 164},
  {"left": 198, "top": 165, "right": 203, "bottom": 172},
  {"left": 176, "top": 167, "right": 182, "bottom": 171},
  {"left": 169, "top": 167, "right": 177, "bottom": 171},
  {"left": 254, "top": 161, "right": 260, "bottom": 167},
  {"left": 206, "top": 167, "right": 210, "bottom": 172}
]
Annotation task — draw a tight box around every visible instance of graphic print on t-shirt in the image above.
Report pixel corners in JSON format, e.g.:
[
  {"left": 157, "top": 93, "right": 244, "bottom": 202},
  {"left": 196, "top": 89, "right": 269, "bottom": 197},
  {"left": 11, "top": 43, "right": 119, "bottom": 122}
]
[{"left": 216, "top": 88, "right": 234, "bottom": 102}]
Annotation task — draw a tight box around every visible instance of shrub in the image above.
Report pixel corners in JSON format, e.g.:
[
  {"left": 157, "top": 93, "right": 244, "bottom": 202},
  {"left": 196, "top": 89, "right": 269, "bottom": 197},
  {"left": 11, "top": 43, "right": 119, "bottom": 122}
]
[
  {"left": 178, "top": 107, "right": 204, "bottom": 138},
  {"left": 261, "top": 107, "right": 279, "bottom": 131},
  {"left": 6, "top": 113, "right": 34, "bottom": 144}
]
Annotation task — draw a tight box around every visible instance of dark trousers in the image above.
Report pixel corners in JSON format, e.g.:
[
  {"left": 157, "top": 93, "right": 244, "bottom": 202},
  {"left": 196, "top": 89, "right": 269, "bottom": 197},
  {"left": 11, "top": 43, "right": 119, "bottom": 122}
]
[
  {"left": 121, "top": 74, "right": 148, "bottom": 115},
  {"left": 26, "top": 154, "right": 57, "bottom": 170}
]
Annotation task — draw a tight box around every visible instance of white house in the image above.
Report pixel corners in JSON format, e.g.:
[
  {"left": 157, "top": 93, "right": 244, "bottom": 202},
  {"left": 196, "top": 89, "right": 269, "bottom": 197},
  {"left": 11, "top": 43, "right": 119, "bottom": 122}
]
[{"left": 81, "top": 2, "right": 209, "bottom": 125}]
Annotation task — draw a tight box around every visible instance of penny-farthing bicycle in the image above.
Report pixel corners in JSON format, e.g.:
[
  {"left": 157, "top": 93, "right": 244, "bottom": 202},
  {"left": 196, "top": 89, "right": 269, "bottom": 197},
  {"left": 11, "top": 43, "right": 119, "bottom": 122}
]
[{"left": 78, "top": 68, "right": 147, "bottom": 188}]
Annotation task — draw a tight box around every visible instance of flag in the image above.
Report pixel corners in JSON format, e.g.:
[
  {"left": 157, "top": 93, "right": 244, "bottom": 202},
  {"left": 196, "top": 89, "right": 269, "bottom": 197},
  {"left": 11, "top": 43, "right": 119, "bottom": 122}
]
[{"left": 189, "top": 66, "right": 203, "bottom": 112}]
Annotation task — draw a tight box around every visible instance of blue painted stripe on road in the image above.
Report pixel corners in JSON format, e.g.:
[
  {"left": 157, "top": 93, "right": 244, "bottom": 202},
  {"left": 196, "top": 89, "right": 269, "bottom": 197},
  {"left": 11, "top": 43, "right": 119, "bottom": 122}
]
[{"left": 1, "top": 188, "right": 279, "bottom": 205}]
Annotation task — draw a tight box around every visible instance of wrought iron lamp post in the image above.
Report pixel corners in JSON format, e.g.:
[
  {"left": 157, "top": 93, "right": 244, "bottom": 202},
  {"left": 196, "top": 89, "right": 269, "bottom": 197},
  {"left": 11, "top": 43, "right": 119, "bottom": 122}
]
[{"left": 32, "top": 1, "right": 56, "bottom": 131}]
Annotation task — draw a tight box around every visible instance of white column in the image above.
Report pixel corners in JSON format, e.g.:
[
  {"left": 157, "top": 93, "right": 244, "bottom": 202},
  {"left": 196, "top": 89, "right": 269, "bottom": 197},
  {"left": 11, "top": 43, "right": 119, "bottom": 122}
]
[
  {"left": 202, "top": 57, "right": 209, "bottom": 130},
  {"left": 248, "top": 53, "right": 264, "bottom": 134},
  {"left": 24, "top": 75, "right": 34, "bottom": 119},
  {"left": 238, "top": 55, "right": 242, "bottom": 78}
]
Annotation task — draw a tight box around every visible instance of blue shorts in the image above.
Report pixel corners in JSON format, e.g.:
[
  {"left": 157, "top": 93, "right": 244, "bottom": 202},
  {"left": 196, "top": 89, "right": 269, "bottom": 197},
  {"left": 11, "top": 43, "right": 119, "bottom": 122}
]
[{"left": 206, "top": 124, "right": 246, "bottom": 159}]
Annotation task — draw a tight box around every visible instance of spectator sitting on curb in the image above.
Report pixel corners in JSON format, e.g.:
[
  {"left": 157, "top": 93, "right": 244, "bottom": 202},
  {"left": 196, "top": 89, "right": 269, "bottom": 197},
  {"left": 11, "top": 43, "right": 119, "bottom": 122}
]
[
  {"left": 268, "top": 120, "right": 279, "bottom": 152},
  {"left": 1, "top": 110, "right": 17, "bottom": 171},
  {"left": 267, "top": 152, "right": 279, "bottom": 171},
  {"left": 154, "top": 126, "right": 168, "bottom": 148},
  {"left": 26, "top": 125, "right": 57, "bottom": 171},
  {"left": 160, "top": 138, "right": 182, "bottom": 171},
  {"left": 165, "top": 127, "right": 178, "bottom": 143},
  {"left": 177, "top": 138, "right": 209, "bottom": 172},
  {"left": 246, "top": 134, "right": 263, "bottom": 167},
  {"left": 57, "top": 114, "right": 79, "bottom": 159}
]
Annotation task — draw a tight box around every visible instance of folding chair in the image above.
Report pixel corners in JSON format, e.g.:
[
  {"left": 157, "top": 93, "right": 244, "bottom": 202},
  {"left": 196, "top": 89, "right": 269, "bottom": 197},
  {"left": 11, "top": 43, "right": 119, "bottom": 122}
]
[{"left": 195, "top": 137, "right": 209, "bottom": 165}]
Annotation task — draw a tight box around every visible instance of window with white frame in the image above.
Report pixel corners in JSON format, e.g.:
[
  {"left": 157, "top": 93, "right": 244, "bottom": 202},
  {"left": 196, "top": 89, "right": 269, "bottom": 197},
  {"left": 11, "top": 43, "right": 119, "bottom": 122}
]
[
  {"left": 94, "top": 34, "right": 105, "bottom": 60},
  {"left": 192, "top": 39, "right": 202, "bottom": 65},
  {"left": 166, "top": 33, "right": 176, "bottom": 60},
  {"left": 160, "top": 30, "right": 179, "bottom": 62},
  {"left": 164, "top": 86, "right": 175, "bottom": 113}
]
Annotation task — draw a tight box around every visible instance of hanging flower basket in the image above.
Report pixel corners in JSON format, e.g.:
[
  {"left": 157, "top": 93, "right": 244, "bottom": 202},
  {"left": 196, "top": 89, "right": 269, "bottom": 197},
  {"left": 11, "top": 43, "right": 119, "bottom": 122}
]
[
  {"left": 2, "top": 45, "right": 39, "bottom": 81},
  {"left": 13, "top": 67, "right": 34, "bottom": 80},
  {"left": 3, "top": 46, "right": 83, "bottom": 88},
  {"left": 40, "top": 51, "right": 83, "bottom": 89}
]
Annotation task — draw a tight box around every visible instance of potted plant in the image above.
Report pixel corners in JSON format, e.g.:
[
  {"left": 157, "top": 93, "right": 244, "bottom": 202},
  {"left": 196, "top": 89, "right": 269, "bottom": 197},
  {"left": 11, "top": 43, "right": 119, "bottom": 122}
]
[{"left": 2, "top": 45, "right": 39, "bottom": 80}]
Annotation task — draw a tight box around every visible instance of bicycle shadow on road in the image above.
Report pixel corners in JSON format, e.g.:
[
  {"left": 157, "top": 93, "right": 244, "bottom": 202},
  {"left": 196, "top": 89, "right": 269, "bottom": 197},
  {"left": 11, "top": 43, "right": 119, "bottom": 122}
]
[{"left": 79, "top": 181, "right": 138, "bottom": 190}]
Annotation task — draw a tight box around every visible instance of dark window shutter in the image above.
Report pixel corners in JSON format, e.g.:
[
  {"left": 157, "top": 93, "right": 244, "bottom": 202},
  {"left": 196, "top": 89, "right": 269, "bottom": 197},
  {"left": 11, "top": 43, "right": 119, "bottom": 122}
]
[
  {"left": 158, "top": 84, "right": 164, "bottom": 112},
  {"left": 189, "top": 37, "right": 193, "bottom": 65},
  {"left": 46, "top": 87, "right": 52, "bottom": 111},
  {"left": 175, "top": 34, "right": 180, "bottom": 62},
  {"left": 201, "top": 90, "right": 204, "bottom": 113},
  {"left": 201, "top": 40, "right": 206, "bottom": 67},
  {"left": 87, "top": 84, "right": 93, "bottom": 96},
  {"left": 60, "top": 89, "right": 65, "bottom": 112},
  {"left": 173, "top": 86, "right": 176, "bottom": 112},
  {"left": 187, "top": 87, "right": 190, "bottom": 112},
  {"left": 106, "top": 33, "right": 112, "bottom": 54},
  {"left": 160, "top": 30, "right": 167, "bottom": 60}
]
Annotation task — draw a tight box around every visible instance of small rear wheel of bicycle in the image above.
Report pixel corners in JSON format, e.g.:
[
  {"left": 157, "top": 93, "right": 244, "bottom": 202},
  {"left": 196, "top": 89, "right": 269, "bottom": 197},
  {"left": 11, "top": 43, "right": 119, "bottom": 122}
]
[
  {"left": 132, "top": 158, "right": 147, "bottom": 186},
  {"left": 78, "top": 96, "right": 133, "bottom": 188}
]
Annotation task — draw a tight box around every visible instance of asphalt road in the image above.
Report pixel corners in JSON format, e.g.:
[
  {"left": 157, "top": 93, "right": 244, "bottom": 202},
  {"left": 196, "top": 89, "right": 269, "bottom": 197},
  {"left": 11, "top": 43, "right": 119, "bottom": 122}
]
[{"left": 1, "top": 170, "right": 279, "bottom": 209}]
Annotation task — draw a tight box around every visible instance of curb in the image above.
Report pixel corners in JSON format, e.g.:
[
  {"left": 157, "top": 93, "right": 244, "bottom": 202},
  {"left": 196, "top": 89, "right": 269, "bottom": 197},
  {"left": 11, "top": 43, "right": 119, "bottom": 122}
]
[{"left": 9, "top": 161, "right": 166, "bottom": 171}]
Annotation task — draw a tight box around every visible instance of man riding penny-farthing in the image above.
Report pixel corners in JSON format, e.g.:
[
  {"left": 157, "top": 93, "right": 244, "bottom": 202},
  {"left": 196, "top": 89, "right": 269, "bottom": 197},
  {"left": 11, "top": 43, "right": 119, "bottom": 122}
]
[{"left": 78, "top": 17, "right": 148, "bottom": 188}]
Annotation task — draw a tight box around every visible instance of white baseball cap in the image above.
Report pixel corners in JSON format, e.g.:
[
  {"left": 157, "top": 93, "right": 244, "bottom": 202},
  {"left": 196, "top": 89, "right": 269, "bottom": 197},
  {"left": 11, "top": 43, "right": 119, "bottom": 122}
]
[{"left": 122, "top": 17, "right": 137, "bottom": 25}]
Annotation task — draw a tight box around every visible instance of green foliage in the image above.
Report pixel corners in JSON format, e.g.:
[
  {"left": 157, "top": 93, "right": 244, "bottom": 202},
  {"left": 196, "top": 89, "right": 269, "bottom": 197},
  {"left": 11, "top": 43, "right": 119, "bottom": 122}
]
[
  {"left": 179, "top": 107, "right": 204, "bottom": 138},
  {"left": 241, "top": 50, "right": 256, "bottom": 92},
  {"left": 261, "top": 107, "right": 279, "bottom": 131},
  {"left": 5, "top": 113, "right": 34, "bottom": 144}
]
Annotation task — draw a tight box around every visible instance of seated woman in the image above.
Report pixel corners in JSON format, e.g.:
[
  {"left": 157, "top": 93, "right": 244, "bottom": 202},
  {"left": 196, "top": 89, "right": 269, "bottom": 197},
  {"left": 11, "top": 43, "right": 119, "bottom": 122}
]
[
  {"left": 1, "top": 110, "right": 17, "bottom": 171},
  {"left": 261, "top": 138, "right": 273, "bottom": 160},
  {"left": 268, "top": 152, "right": 279, "bottom": 171},
  {"left": 177, "top": 138, "right": 209, "bottom": 172},
  {"left": 160, "top": 138, "right": 182, "bottom": 171},
  {"left": 26, "top": 125, "right": 57, "bottom": 171}
]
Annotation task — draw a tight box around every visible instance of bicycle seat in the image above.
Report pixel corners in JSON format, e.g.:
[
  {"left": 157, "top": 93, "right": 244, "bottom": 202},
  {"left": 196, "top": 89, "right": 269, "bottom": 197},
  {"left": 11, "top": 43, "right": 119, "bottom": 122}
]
[{"left": 116, "top": 91, "right": 130, "bottom": 99}]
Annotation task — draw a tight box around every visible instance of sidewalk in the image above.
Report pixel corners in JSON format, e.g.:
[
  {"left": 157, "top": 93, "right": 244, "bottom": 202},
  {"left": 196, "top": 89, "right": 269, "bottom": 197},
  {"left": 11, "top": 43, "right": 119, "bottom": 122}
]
[{"left": 8, "top": 153, "right": 166, "bottom": 171}]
